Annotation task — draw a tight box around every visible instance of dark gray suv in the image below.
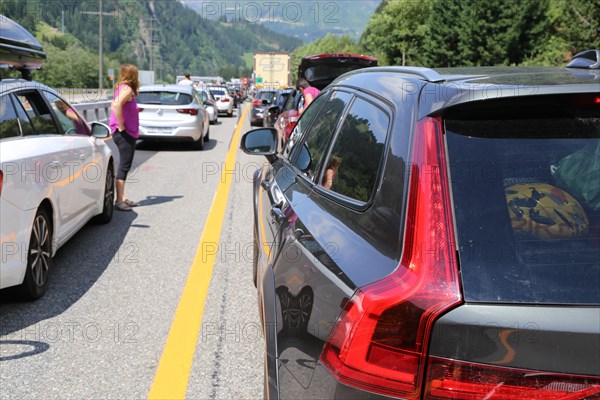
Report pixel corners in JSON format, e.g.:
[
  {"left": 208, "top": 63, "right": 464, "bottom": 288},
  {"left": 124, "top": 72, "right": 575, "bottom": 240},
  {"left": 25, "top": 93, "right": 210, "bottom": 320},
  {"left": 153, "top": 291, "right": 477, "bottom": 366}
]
[{"left": 241, "top": 50, "right": 600, "bottom": 399}]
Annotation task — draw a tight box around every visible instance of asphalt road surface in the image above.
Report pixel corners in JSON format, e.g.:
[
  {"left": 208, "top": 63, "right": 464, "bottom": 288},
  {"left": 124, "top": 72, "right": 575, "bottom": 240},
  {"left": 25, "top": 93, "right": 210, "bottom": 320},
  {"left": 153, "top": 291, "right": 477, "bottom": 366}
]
[{"left": 0, "top": 102, "right": 265, "bottom": 399}]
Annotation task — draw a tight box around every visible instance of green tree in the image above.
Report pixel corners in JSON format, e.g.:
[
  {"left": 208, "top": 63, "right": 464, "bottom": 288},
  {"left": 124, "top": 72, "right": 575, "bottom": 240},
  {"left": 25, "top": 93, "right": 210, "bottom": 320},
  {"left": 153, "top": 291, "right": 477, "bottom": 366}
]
[
  {"left": 0, "top": 1, "right": 38, "bottom": 33},
  {"left": 360, "top": 0, "right": 586, "bottom": 67},
  {"left": 425, "top": 0, "right": 549, "bottom": 67},
  {"left": 525, "top": 0, "right": 600, "bottom": 65},
  {"left": 360, "top": 0, "right": 432, "bottom": 66}
]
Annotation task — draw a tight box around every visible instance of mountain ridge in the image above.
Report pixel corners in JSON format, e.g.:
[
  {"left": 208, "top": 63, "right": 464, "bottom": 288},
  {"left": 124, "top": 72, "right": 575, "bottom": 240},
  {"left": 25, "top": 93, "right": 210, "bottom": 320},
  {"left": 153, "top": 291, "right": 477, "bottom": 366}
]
[{"left": 180, "top": 0, "right": 382, "bottom": 43}]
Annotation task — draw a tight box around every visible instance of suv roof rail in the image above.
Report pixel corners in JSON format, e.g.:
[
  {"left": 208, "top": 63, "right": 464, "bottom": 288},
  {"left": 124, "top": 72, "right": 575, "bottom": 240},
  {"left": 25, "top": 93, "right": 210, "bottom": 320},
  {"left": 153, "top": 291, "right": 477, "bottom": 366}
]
[
  {"left": 397, "top": 66, "right": 446, "bottom": 82},
  {"left": 566, "top": 49, "right": 600, "bottom": 69},
  {"left": 363, "top": 66, "right": 445, "bottom": 83}
]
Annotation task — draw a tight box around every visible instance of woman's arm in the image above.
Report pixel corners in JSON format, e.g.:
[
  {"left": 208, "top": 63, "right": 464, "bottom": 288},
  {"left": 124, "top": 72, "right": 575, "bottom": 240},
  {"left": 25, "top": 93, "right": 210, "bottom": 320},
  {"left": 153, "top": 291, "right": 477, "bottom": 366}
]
[
  {"left": 322, "top": 168, "right": 335, "bottom": 189},
  {"left": 304, "top": 93, "right": 314, "bottom": 109},
  {"left": 111, "top": 84, "right": 133, "bottom": 131},
  {"left": 65, "top": 108, "right": 79, "bottom": 122}
]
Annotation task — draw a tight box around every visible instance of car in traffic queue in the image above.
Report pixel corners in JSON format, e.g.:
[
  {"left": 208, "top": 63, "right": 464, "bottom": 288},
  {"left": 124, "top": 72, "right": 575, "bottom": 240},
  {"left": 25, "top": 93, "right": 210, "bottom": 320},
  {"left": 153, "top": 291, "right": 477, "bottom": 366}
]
[
  {"left": 0, "top": 16, "right": 115, "bottom": 300},
  {"left": 263, "top": 88, "right": 295, "bottom": 128},
  {"left": 241, "top": 50, "right": 600, "bottom": 399},
  {"left": 208, "top": 85, "right": 234, "bottom": 117},
  {"left": 234, "top": 88, "right": 246, "bottom": 106},
  {"left": 137, "top": 84, "right": 210, "bottom": 150},
  {"left": 250, "top": 89, "right": 277, "bottom": 126},
  {"left": 199, "top": 89, "right": 219, "bottom": 125},
  {"left": 274, "top": 53, "right": 378, "bottom": 141},
  {"left": 228, "top": 88, "right": 241, "bottom": 108}
]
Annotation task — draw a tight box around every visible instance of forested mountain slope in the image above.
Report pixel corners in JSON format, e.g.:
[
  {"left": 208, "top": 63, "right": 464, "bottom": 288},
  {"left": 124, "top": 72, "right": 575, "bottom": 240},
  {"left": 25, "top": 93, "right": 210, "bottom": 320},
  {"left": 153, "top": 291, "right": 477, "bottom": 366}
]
[{"left": 1, "top": 0, "right": 302, "bottom": 86}]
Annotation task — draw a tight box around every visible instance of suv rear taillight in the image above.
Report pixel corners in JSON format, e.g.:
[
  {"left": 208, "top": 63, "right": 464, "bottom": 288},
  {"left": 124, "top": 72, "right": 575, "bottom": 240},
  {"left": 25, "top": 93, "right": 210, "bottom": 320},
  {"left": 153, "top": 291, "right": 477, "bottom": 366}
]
[
  {"left": 176, "top": 108, "right": 198, "bottom": 116},
  {"left": 425, "top": 357, "right": 600, "bottom": 399},
  {"left": 253, "top": 100, "right": 261, "bottom": 106},
  {"left": 320, "top": 117, "right": 462, "bottom": 399}
]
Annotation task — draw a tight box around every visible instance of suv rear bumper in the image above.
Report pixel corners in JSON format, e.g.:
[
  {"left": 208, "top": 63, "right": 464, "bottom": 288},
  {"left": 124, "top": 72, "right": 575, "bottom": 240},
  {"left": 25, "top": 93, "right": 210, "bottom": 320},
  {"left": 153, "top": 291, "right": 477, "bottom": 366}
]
[{"left": 429, "top": 304, "right": 600, "bottom": 376}]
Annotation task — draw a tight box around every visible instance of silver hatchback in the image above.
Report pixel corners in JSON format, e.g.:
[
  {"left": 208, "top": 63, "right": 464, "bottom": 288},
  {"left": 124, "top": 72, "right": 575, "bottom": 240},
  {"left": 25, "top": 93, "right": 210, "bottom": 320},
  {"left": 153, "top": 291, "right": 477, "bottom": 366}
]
[{"left": 137, "top": 85, "right": 210, "bottom": 150}]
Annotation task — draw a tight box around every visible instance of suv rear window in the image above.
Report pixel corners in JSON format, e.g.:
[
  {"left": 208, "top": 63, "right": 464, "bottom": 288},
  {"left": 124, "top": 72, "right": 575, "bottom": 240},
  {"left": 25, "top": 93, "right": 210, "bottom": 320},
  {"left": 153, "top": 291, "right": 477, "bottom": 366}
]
[
  {"left": 258, "top": 91, "right": 276, "bottom": 102},
  {"left": 445, "top": 94, "right": 600, "bottom": 305},
  {"left": 137, "top": 91, "right": 192, "bottom": 105}
]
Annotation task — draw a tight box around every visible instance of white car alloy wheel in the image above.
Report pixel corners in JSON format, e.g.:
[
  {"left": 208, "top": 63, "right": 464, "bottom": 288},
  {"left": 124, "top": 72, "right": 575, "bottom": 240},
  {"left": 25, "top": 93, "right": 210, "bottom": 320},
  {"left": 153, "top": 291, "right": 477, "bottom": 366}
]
[{"left": 21, "top": 208, "right": 53, "bottom": 299}]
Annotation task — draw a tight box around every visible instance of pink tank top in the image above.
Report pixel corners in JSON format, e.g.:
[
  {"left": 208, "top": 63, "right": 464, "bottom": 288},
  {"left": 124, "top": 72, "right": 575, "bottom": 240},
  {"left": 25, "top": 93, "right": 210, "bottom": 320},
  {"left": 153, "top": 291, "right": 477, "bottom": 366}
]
[
  {"left": 303, "top": 87, "right": 320, "bottom": 99},
  {"left": 109, "top": 83, "right": 139, "bottom": 138}
]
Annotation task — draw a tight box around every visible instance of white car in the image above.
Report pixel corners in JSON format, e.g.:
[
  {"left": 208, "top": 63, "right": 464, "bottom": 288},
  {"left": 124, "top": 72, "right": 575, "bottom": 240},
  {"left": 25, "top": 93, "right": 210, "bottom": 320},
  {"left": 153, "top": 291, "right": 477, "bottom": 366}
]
[
  {"left": 208, "top": 86, "right": 234, "bottom": 117},
  {"left": 199, "top": 89, "right": 219, "bottom": 124},
  {"left": 0, "top": 18, "right": 115, "bottom": 300},
  {"left": 137, "top": 85, "right": 210, "bottom": 149}
]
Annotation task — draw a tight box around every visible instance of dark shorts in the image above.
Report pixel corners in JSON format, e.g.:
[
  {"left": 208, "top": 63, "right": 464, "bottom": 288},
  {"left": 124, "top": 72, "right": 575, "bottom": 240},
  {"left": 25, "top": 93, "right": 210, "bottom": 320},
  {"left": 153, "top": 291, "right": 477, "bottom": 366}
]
[{"left": 113, "top": 130, "right": 136, "bottom": 180}]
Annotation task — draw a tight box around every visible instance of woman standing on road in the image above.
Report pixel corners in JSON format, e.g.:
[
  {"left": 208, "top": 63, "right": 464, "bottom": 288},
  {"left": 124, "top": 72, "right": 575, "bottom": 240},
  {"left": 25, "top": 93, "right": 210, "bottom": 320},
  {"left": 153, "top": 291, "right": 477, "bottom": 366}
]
[
  {"left": 110, "top": 64, "right": 140, "bottom": 212},
  {"left": 297, "top": 77, "right": 320, "bottom": 114}
]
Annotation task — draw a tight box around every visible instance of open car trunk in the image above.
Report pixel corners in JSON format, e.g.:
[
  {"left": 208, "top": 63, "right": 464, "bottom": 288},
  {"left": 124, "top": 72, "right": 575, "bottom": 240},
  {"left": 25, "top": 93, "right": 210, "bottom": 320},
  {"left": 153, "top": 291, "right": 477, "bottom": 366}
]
[{"left": 298, "top": 53, "right": 378, "bottom": 90}]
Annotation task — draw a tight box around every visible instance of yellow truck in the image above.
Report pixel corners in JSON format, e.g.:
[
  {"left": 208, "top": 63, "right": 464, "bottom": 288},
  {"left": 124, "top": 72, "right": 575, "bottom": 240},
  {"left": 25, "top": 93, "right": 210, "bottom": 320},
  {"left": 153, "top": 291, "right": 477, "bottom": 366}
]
[{"left": 253, "top": 52, "right": 290, "bottom": 90}]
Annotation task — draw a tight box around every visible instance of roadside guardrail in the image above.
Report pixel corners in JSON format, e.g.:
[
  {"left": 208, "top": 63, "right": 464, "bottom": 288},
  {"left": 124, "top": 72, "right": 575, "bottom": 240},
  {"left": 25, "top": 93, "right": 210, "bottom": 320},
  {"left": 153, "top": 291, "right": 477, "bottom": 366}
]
[
  {"left": 57, "top": 88, "right": 113, "bottom": 104},
  {"left": 56, "top": 88, "right": 113, "bottom": 123},
  {"left": 72, "top": 100, "right": 112, "bottom": 124}
]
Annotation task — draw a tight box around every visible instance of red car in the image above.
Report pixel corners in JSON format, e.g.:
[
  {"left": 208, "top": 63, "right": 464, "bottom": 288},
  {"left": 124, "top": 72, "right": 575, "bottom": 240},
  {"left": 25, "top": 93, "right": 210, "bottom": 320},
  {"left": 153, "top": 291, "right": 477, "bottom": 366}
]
[{"left": 274, "top": 53, "right": 378, "bottom": 141}]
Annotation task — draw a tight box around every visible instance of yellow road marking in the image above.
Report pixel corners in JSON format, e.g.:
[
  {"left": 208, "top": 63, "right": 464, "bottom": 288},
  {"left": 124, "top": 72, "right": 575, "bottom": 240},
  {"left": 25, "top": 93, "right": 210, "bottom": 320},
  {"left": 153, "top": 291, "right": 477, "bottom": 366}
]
[{"left": 148, "top": 104, "right": 251, "bottom": 400}]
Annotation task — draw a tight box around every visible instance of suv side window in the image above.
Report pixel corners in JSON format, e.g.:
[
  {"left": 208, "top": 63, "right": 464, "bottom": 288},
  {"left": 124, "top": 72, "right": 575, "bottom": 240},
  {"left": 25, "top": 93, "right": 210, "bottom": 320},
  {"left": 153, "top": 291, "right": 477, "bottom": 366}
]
[
  {"left": 15, "top": 91, "right": 60, "bottom": 135},
  {"left": 291, "top": 91, "right": 353, "bottom": 180},
  {"left": 44, "top": 91, "right": 90, "bottom": 135},
  {"left": 0, "top": 94, "right": 22, "bottom": 139},
  {"left": 319, "top": 97, "right": 390, "bottom": 203},
  {"left": 283, "top": 91, "right": 328, "bottom": 161},
  {"left": 283, "top": 90, "right": 298, "bottom": 112}
]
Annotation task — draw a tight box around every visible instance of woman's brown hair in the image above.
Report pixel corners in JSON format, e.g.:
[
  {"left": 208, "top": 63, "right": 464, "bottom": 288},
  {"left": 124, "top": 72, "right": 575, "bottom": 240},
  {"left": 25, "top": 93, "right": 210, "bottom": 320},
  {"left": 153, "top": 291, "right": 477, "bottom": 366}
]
[
  {"left": 115, "top": 64, "right": 140, "bottom": 96},
  {"left": 54, "top": 99, "right": 69, "bottom": 113}
]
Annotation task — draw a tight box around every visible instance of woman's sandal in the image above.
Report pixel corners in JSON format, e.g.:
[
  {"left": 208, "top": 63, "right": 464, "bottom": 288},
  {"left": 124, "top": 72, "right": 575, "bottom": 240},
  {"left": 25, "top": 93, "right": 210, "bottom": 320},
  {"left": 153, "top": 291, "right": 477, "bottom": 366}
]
[
  {"left": 124, "top": 199, "right": 138, "bottom": 207},
  {"left": 115, "top": 201, "right": 132, "bottom": 211}
]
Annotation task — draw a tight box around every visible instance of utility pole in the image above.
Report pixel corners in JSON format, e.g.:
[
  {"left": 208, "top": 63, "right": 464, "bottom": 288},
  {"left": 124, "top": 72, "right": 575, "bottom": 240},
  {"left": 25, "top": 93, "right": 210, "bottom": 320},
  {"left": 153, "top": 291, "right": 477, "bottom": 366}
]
[
  {"left": 81, "top": 0, "right": 117, "bottom": 89},
  {"left": 147, "top": 17, "right": 159, "bottom": 73}
]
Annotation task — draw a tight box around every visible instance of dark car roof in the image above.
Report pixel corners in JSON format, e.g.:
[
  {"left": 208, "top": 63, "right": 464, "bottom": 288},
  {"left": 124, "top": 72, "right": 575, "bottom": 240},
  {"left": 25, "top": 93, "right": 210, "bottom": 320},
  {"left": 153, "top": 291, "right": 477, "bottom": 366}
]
[{"left": 332, "top": 66, "right": 600, "bottom": 117}]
